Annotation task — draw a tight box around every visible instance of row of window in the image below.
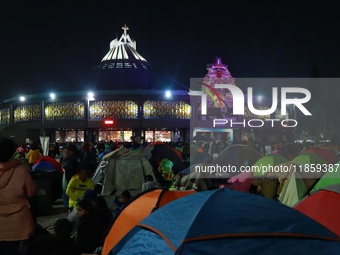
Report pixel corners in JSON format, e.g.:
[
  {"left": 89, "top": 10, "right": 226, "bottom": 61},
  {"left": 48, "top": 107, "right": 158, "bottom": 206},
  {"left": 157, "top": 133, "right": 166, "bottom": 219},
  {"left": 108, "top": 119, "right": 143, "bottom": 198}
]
[{"left": 0, "top": 100, "right": 191, "bottom": 125}]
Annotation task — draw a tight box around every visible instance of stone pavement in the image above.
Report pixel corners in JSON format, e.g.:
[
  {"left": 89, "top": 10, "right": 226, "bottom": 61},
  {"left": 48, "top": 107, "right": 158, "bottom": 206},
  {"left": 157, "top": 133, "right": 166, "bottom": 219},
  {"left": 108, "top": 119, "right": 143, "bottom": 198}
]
[{"left": 36, "top": 198, "right": 68, "bottom": 233}]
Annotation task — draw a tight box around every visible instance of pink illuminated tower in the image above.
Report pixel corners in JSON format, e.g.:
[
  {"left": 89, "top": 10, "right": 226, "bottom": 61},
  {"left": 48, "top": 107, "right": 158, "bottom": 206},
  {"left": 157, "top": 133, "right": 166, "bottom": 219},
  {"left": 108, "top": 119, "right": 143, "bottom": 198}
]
[
  {"left": 204, "top": 57, "right": 235, "bottom": 85},
  {"left": 202, "top": 57, "right": 235, "bottom": 117}
]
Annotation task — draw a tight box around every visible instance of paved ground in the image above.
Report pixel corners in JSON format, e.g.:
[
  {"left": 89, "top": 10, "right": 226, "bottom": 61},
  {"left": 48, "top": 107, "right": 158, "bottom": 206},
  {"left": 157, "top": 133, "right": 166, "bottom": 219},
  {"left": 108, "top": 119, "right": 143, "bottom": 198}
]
[{"left": 36, "top": 198, "right": 68, "bottom": 233}]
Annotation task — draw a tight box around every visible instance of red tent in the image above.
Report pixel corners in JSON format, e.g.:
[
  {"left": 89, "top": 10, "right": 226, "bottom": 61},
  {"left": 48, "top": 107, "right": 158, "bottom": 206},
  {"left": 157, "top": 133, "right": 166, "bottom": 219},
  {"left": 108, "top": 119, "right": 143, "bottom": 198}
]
[
  {"left": 303, "top": 148, "right": 337, "bottom": 164},
  {"left": 34, "top": 156, "right": 63, "bottom": 173},
  {"left": 294, "top": 184, "right": 340, "bottom": 236},
  {"left": 220, "top": 171, "right": 254, "bottom": 192}
]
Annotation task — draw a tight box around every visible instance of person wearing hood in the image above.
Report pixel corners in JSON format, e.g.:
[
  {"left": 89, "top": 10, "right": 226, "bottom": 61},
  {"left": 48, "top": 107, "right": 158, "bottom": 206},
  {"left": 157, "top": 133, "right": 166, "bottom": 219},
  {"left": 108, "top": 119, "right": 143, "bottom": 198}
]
[
  {"left": 0, "top": 137, "right": 36, "bottom": 255},
  {"left": 66, "top": 166, "right": 95, "bottom": 212},
  {"left": 27, "top": 143, "right": 43, "bottom": 168}
]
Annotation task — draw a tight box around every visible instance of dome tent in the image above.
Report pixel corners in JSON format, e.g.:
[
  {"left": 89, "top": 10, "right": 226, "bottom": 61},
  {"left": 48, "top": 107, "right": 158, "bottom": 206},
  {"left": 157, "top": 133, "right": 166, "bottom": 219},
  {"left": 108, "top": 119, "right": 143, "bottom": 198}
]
[
  {"left": 92, "top": 147, "right": 155, "bottom": 197},
  {"left": 110, "top": 188, "right": 340, "bottom": 255}
]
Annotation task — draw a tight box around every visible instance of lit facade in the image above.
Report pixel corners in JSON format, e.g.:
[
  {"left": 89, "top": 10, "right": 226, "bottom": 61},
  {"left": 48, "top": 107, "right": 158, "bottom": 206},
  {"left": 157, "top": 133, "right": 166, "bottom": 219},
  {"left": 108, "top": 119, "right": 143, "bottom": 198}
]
[{"left": 0, "top": 25, "right": 191, "bottom": 144}]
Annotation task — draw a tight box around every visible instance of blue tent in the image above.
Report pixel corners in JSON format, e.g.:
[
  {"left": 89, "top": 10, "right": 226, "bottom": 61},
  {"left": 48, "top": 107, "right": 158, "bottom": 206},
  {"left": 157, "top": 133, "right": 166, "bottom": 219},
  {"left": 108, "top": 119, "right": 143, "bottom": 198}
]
[
  {"left": 31, "top": 161, "right": 58, "bottom": 172},
  {"left": 110, "top": 188, "right": 340, "bottom": 255}
]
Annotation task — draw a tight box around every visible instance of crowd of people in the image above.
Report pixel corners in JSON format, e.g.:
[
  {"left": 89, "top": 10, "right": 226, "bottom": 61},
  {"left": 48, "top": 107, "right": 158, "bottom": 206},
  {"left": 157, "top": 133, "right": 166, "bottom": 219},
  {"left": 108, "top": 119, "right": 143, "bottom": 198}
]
[
  {"left": 0, "top": 138, "right": 121, "bottom": 255},
  {"left": 1, "top": 135, "right": 338, "bottom": 255},
  {"left": 0, "top": 137, "right": 168, "bottom": 255}
]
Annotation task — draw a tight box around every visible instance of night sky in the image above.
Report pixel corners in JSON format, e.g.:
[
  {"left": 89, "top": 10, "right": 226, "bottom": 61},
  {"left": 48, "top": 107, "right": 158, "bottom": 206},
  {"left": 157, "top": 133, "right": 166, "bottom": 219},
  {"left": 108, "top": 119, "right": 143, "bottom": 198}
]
[{"left": 1, "top": 0, "right": 340, "bottom": 100}]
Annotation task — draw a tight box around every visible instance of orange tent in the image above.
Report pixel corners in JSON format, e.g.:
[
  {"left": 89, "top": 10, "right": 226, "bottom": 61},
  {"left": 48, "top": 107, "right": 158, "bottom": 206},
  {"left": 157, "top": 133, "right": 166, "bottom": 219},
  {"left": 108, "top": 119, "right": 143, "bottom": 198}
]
[{"left": 101, "top": 189, "right": 196, "bottom": 255}]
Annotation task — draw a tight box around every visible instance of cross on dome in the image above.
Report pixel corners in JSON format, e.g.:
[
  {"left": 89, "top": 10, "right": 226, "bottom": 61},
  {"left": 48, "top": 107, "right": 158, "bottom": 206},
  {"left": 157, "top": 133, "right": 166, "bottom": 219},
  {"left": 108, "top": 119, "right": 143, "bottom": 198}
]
[
  {"left": 119, "top": 24, "right": 131, "bottom": 43},
  {"left": 102, "top": 25, "right": 147, "bottom": 62},
  {"left": 122, "top": 24, "right": 129, "bottom": 36}
]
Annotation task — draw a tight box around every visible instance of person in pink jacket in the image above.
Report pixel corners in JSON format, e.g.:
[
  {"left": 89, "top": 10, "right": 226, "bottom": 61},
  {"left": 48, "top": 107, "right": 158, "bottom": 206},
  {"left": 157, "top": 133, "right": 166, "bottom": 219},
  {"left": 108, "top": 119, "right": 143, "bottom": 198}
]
[{"left": 0, "top": 137, "right": 36, "bottom": 255}]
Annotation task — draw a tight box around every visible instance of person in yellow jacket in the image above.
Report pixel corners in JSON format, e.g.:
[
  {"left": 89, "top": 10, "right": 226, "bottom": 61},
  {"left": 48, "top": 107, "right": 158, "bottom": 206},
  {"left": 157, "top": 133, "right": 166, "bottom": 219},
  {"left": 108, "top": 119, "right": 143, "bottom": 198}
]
[
  {"left": 27, "top": 143, "right": 42, "bottom": 167},
  {"left": 66, "top": 167, "right": 95, "bottom": 211}
]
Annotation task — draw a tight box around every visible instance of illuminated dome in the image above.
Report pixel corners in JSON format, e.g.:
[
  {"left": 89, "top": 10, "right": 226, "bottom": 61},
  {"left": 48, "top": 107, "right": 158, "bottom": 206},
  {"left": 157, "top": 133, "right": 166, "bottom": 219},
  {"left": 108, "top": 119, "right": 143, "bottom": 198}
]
[{"left": 86, "top": 25, "right": 155, "bottom": 90}]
